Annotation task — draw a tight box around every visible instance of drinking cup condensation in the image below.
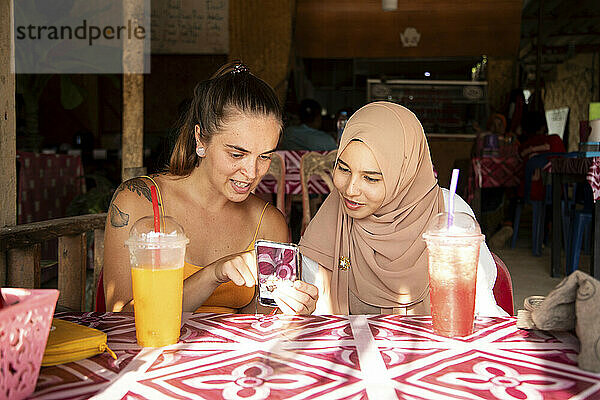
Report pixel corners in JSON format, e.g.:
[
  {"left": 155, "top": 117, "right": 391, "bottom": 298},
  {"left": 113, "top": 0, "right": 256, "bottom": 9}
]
[
  {"left": 125, "top": 216, "right": 189, "bottom": 347},
  {"left": 422, "top": 212, "right": 484, "bottom": 337}
]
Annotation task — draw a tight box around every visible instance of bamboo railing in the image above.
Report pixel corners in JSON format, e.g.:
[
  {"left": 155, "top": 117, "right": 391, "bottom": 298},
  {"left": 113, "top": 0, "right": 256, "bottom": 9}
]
[{"left": 0, "top": 213, "right": 107, "bottom": 311}]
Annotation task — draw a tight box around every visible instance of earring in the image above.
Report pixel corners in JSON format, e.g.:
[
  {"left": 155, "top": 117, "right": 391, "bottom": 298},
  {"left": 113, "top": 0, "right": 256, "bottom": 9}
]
[{"left": 196, "top": 147, "right": 205, "bottom": 157}]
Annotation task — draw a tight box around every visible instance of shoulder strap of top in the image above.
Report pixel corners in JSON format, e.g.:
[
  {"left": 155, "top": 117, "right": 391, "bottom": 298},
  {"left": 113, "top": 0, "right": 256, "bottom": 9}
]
[{"left": 250, "top": 202, "right": 270, "bottom": 246}]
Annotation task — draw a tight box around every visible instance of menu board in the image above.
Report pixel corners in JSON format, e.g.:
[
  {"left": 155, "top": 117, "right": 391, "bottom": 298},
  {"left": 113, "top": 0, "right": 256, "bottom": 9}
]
[
  {"left": 367, "top": 79, "right": 488, "bottom": 134},
  {"left": 151, "top": 0, "right": 228, "bottom": 54}
]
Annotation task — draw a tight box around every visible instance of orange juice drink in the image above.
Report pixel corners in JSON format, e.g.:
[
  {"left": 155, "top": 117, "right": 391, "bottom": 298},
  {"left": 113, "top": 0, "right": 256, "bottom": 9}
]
[
  {"left": 132, "top": 266, "right": 183, "bottom": 347},
  {"left": 125, "top": 216, "right": 189, "bottom": 347},
  {"left": 423, "top": 212, "right": 484, "bottom": 337}
]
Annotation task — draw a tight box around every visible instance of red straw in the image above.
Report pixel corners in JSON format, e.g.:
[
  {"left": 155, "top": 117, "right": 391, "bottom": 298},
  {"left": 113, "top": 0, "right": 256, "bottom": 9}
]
[
  {"left": 150, "top": 186, "right": 161, "bottom": 267},
  {"left": 150, "top": 186, "right": 161, "bottom": 233}
]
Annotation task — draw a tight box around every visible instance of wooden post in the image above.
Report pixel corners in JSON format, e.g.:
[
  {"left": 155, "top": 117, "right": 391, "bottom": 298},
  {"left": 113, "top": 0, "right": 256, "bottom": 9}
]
[
  {"left": 123, "top": 166, "right": 147, "bottom": 181},
  {"left": 58, "top": 233, "right": 87, "bottom": 311},
  {"left": 122, "top": 74, "right": 144, "bottom": 182},
  {"left": 533, "top": 0, "right": 544, "bottom": 112},
  {"left": 121, "top": 0, "right": 145, "bottom": 182},
  {"left": 7, "top": 244, "right": 41, "bottom": 288},
  {"left": 0, "top": 0, "right": 16, "bottom": 285},
  {"left": 93, "top": 228, "right": 105, "bottom": 309}
]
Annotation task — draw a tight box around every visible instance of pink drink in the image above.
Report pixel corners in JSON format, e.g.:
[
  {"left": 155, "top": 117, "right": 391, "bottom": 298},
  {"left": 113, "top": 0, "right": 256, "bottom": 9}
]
[
  {"left": 427, "top": 241, "right": 480, "bottom": 336},
  {"left": 423, "top": 212, "right": 484, "bottom": 337}
]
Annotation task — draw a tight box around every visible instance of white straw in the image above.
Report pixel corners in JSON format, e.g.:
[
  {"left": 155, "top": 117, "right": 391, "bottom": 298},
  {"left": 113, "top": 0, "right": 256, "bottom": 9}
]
[{"left": 447, "top": 169, "right": 460, "bottom": 227}]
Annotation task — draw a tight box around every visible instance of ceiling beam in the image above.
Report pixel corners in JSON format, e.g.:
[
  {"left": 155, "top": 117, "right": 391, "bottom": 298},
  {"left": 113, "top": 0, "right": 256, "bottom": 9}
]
[
  {"left": 533, "top": 0, "right": 596, "bottom": 40},
  {"left": 526, "top": 43, "right": 600, "bottom": 55},
  {"left": 521, "top": 32, "right": 600, "bottom": 40},
  {"left": 522, "top": 15, "right": 600, "bottom": 21}
]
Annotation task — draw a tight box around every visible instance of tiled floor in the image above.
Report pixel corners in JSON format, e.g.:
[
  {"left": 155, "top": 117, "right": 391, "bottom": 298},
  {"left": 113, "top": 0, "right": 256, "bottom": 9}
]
[{"left": 491, "top": 236, "right": 591, "bottom": 315}]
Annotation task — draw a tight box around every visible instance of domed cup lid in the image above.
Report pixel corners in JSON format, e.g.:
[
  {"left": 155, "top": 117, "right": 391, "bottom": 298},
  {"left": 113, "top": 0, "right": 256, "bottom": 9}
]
[
  {"left": 422, "top": 212, "right": 482, "bottom": 239},
  {"left": 125, "top": 216, "right": 189, "bottom": 249}
]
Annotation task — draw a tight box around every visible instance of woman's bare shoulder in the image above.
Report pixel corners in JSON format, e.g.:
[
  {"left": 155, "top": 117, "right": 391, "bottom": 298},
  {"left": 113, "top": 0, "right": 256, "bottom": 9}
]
[
  {"left": 253, "top": 198, "right": 289, "bottom": 242},
  {"left": 107, "top": 176, "right": 158, "bottom": 230}
]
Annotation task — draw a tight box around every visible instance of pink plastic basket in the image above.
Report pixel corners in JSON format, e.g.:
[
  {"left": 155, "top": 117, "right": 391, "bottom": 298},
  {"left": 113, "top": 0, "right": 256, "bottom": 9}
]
[{"left": 0, "top": 288, "right": 59, "bottom": 400}]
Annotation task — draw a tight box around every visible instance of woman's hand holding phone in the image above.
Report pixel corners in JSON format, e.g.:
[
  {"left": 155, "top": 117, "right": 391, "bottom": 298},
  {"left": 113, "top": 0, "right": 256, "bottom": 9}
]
[
  {"left": 273, "top": 280, "right": 318, "bottom": 315},
  {"left": 202, "top": 242, "right": 319, "bottom": 315},
  {"left": 255, "top": 240, "right": 318, "bottom": 315}
]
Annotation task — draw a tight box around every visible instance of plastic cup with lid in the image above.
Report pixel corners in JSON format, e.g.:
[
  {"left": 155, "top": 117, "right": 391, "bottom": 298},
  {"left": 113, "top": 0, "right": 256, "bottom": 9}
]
[
  {"left": 125, "top": 216, "right": 189, "bottom": 347},
  {"left": 423, "top": 212, "right": 484, "bottom": 337}
]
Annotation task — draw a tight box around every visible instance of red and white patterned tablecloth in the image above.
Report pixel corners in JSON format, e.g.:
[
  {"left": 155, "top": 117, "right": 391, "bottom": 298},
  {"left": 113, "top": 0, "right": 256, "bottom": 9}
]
[
  {"left": 547, "top": 156, "right": 600, "bottom": 202},
  {"left": 586, "top": 157, "right": 600, "bottom": 202},
  {"left": 33, "top": 313, "right": 600, "bottom": 399},
  {"left": 467, "top": 155, "right": 523, "bottom": 203},
  {"left": 256, "top": 150, "right": 332, "bottom": 195}
]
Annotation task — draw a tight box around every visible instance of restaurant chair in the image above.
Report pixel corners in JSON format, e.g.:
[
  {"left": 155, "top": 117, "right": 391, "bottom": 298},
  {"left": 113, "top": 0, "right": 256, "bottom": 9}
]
[
  {"left": 566, "top": 211, "right": 592, "bottom": 274},
  {"left": 510, "top": 152, "right": 577, "bottom": 255},
  {"left": 491, "top": 252, "right": 514, "bottom": 316},
  {"left": 95, "top": 270, "right": 106, "bottom": 312},
  {"left": 264, "top": 152, "right": 286, "bottom": 215},
  {"left": 565, "top": 184, "right": 594, "bottom": 273},
  {"left": 300, "top": 150, "right": 337, "bottom": 234},
  {"left": 510, "top": 153, "right": 550, "bottom": 255}
]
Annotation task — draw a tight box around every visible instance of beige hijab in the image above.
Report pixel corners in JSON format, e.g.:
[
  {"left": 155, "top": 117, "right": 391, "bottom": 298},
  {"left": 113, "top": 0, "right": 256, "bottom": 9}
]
[{"left": 299, "top": 101, "right": 444, "bottom": 314}]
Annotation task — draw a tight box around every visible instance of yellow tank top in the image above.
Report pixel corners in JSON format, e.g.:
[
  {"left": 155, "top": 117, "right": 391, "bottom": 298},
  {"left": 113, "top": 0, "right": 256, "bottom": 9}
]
[
  {"left": 142, "top": 174, "right": 268, "bottom": 314},
  {"left": 183, "top": 202, "right": 269, "bottom": 313}
]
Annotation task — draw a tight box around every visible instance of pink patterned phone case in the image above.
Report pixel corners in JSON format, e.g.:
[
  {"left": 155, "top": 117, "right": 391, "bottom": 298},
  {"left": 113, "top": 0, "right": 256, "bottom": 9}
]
[{"left": 255, "top": 240, "right": 300, "bottom": 306}]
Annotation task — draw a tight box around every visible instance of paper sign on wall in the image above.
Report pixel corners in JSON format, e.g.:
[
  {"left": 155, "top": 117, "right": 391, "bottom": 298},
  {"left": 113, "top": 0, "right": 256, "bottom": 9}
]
[
  {"left": 151, "top": 0, "right": 228, "bottom": 54},
  {"left": 545, "top": 107, "right": 569, "bottom": 139},
  {"left": 590, "top": 102, "right": 600, "bottom": 121}
]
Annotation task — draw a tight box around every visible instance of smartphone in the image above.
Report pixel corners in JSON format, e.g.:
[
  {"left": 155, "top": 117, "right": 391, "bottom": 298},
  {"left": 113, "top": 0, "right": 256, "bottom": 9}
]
[{"left": 255, "top": 240, "right": 301, "bottom": 307}]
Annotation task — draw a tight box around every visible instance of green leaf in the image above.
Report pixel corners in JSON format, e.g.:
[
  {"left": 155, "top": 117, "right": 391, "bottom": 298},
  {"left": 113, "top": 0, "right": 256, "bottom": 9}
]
[{"left": 60, "top": 75, "right": 85, "bottom": 110}]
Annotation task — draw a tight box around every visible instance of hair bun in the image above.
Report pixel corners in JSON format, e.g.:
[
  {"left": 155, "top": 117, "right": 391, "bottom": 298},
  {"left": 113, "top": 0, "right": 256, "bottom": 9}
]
[
  {"left": 211, "top": 60, "right": 251, "bottom": 79},
  {"left": 231, "top": 63, "right": 249, "bottom": 74}
]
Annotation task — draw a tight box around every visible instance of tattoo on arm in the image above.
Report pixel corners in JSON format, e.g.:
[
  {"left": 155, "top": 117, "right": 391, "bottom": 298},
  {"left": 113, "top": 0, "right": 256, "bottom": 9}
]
[
  {"left": 125, "top": 180, "right": 153, "bottom": 202},
  {"left": 110, "top": 203, "right": 130, "bottom": 228},
  {"left": 111, "top": 178, "right": 161, "bottom": 205},
  {"left": 107, "top": 178, "right": 161, "bottom": 227}
]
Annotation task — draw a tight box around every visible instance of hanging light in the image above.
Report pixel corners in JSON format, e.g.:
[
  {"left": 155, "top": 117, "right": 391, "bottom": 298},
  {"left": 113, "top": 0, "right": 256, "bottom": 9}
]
[{"left": 382, "top": 0, "right": 398, "bottom": 11}]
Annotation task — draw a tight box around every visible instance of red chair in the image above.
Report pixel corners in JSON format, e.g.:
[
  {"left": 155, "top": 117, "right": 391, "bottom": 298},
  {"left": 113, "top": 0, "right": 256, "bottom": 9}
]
[
  {"left": 95, "top": 270, "right": 106, "bottom": 312},
  {"left": 491, "top": 252, "right": 514, "bottom": 316}
]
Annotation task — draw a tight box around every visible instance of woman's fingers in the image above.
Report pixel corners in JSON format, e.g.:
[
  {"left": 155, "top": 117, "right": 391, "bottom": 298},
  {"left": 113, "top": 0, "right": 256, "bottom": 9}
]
[
  {"left": 220, "top": 260, "right": 245, "bottom": 286},
  {"left": 219, "top": 252, "right": 257, "bottom": 287},
  {"left": 294, "top": 280, "right": 319, "bottom": 300},
  {"left": 241, "top": 250, "right": 258, "bottom": 283},
  {"left": 274, "top": 280, "right": 318, "bottom": 315},
  {"left": 273, "top": 294, "right": 297, "bottom": 314}
]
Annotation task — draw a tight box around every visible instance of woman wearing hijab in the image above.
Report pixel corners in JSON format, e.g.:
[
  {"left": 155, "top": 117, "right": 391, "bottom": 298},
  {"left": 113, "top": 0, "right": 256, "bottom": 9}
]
[{"left": 299, "top": 101, "right": 506, "bottom": 316}]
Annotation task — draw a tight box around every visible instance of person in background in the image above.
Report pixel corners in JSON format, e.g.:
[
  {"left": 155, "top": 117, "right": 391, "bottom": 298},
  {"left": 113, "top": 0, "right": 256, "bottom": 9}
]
[
  {"left": 488, "top": 111, "right": 566, "bottom": 249},
  {"left": 279, "top": 99, "right": 338, "bottom": 151},
  {"left": 472, "top": 113, "right": 516, "bottom": 157},
  {"left": 517, "top": 111, "right": 566, "bottom": 202},
  {"left": 103, "top": 61, "right": 318, "bottom": 315},
  {"left": 299, "top": 101, "right": 505, "bottom": 317}
]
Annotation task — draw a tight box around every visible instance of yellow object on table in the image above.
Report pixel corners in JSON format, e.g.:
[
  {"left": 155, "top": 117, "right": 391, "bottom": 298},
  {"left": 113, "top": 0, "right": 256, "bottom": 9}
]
[{"left": 42, "top": 318, "right": 117, "bottom": 367}]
